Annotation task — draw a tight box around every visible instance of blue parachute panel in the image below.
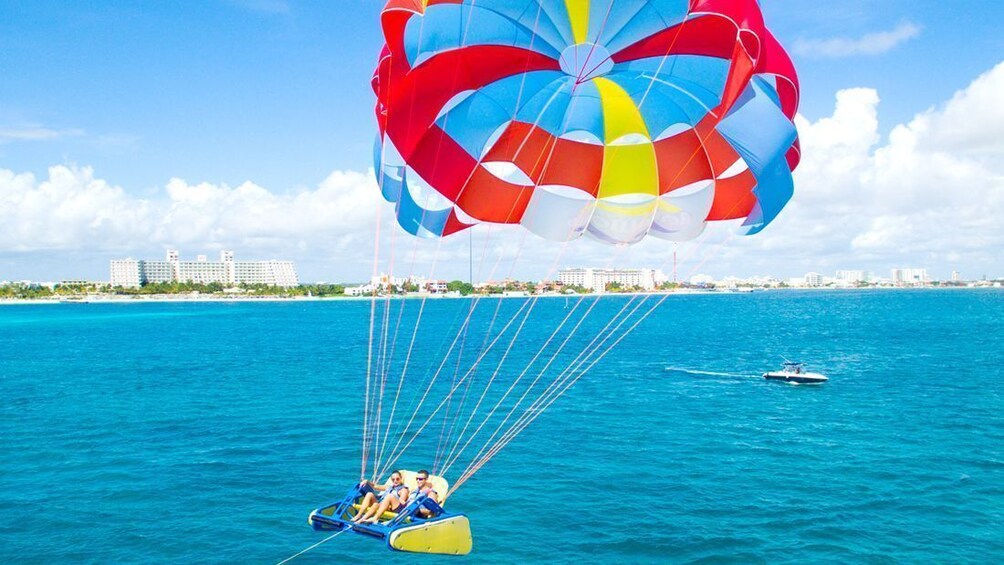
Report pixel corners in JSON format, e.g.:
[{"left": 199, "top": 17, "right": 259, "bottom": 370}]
[
  {"left": 395, "top": 170, "right": 451, "bottom": 238},
  {"left": 404, "top": 3, "right": 560, "bottom": 68},
  {"left": 716, "top": 81, "right": 797, "bottom": 178}
]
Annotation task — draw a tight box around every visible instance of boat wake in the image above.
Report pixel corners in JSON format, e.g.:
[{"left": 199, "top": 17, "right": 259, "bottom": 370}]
[{"left": 664, "top": 367, "right": 752, "bottom": 379}]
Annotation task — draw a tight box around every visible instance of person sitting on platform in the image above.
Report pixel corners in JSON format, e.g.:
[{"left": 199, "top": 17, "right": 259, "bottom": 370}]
[
  {"left": 411, "top": 470, "right": 440, "bottom": 518},
  {"left": 352, "top": 470, "right": 410, "bottom": 524}
]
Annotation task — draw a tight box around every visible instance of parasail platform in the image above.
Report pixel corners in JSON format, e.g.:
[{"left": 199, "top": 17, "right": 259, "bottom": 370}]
[{"left": 308, "top": 470, "right": 472, "bottom": 556}]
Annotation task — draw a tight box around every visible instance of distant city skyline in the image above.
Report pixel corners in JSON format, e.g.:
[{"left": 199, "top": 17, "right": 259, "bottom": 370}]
[{"left": 5, "top": 252, "right": 995, "bottom": 287}]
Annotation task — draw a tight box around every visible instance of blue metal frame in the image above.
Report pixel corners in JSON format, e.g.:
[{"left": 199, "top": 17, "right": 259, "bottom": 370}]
[{"left": 308, "top": 483, "right": 460, "bottom": 552}]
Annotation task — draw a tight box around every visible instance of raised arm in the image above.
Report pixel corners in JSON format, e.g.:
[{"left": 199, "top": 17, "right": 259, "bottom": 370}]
[{"left": 359, "top": 479, "right": 388, "bottom": 493}]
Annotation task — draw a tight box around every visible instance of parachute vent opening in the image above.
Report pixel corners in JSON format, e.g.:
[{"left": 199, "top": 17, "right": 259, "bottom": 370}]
[
  {"left": 654, "top": 123, "right": 692, "bottom": 141},
  {"left": 559, "top": 130, "right": 603, "bottom": 145},
  {"left": 479, "top": 121, "right": 513, "bottom": 160},
  {"left": 718, "top": 158, "right": 750, "bottom": 180},
  {"left": 481, "top": 161, "right": 535, "bottom": 186},
  {"left": 405, "top": 167, "right": 454, "bottom": 211},
  {"left": 451, "top": 205, "right": 477, "bottom": 226},
  {"left": 608, "top": 133, "right": 651, "bottom": 146},
  {"left": 435, "top": 90, "right": 476, "bottom": 123},
  {"left": 538, "top": 184, "right": 595, "bottom": 200}
]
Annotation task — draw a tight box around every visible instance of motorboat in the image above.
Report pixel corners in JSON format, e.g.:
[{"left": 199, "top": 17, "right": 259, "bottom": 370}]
[{"left": 763, "top": 362, "right": 828, "bottom": 384}]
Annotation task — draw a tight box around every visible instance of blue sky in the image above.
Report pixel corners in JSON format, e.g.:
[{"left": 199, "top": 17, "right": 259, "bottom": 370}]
[{"left": 2, "top": 1, "right": 1003, "bottom": 281}]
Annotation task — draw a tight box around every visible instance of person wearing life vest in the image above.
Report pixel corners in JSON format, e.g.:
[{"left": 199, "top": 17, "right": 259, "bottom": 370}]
[
  {"left": 411, "top": 469, "right": 440, "bottom": 518},
  {"left": 352, "top": 470, "right": 410, "bottom": 524}
]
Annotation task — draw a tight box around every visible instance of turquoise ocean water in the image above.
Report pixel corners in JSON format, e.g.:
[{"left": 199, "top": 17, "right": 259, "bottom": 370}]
[{"left": 1, "top": 290, "right": 1002, "bottom": 563}]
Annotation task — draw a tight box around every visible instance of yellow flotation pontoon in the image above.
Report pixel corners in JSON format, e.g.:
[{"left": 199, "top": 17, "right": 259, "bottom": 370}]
[{"left": 308, "top": 470, "right": 472, "bottom": 556}]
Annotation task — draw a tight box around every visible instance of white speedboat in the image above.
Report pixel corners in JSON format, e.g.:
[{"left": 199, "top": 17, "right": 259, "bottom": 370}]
[{"left": 763, "top": 362, "right": 828, "bottom": 384}]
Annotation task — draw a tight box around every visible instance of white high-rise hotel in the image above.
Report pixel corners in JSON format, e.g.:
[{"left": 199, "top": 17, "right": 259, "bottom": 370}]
[
  {"left": 111, "top": 250, "right": 299, "bottom": 288},
  {"left": 891, "top": 268, "right": 929, "bottom": 284},
  {"left": 558, "top": 268, "right": 666, "bottom": 292}
]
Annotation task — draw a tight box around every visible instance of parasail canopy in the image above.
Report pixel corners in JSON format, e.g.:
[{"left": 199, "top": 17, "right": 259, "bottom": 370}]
[{"left": 373, "top": 0, "right": 800, "bottom": 245}]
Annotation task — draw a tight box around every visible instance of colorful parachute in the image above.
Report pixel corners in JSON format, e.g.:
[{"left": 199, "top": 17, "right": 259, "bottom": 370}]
[{"left": 373, "top": 0, "right": 800, "bottom": 244}]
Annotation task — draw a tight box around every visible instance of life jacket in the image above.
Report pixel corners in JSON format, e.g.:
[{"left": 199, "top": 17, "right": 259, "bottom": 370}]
[
  {"left": 413, "top": 484, "right": 437, "bottom": 502},
  {"left": 380, "top": 482, "right": 408, "bottom": 502}
]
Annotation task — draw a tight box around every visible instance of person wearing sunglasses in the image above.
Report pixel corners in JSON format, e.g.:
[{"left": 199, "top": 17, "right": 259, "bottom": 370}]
[
  {"left": 352, "top": 470, "right": 411, "bottom": 524},
  {"left": 411, "top": 470, "right": 440, "bottom": 518}
]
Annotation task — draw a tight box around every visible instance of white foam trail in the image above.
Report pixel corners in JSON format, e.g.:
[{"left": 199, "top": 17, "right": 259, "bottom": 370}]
[{"left": 664, "top": 367, "right": 752, "bottom": 378}]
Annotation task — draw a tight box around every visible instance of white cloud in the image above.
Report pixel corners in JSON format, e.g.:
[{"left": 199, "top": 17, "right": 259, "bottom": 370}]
[
  {"left": 0, "top": 126, "right": 85, "bottom": 142},
  {"left": 719, "top": 60, "right": 1004, "bottom": 279},
  {"left": 794, "top": 22, "right": 921, "bottom": 58},
  {"left": 3, "top": 62, "right": 1004, "bottom": 282},
  {"left": 0, "top": 166, "right": 384, "bottom": 278}
]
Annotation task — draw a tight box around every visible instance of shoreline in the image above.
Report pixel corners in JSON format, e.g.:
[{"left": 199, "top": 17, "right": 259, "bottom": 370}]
[{"left": 1, "top": 285, "right": 998, "bottom": 305}]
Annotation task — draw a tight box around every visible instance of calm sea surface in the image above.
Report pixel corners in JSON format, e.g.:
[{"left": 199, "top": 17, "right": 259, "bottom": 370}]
[{"left": 1, "top": 290, "right": 1002, "bottom": 563}]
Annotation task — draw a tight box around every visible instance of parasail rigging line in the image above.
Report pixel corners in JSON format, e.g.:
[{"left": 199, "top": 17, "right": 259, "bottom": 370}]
[
  {"left": 450, "top": 293, "right": 650, "bottom": 494},
  {"left": 368, "top": 0, "right": 477, "bottom": 478},
  {"left": 371, "top": 0, "right": 740, "bottom": 488},
  {"left": 375, "top": 231, "right": 534, "bottom": 478},
  {"left": 448, "top": 225, "right": 720, "bottom": 478},
  {"left": 363, "top": 0, "right": 438, "bottom": 480},
  {"left": 437, "top": 241, "right": 628, "bottom": 476},
  {"left": 375, "top": 224, "right": 528, "bottom": 480},
  {"left": 372, "top": 237, "right": 445, "bottom": 476},
  {"left": 379, "top": 8, "right": 585, "bottom": 477},
  {"left": 370, "top": 217, "right": 398, "bottom": 476},
  {"left": 437, "top": 281, "right": 594, "bottom": 476},
  {"left": 276, "top": 525, "right": 354, "bottom": 565},
  {"left": 449, "top": 206, "right": 743, "bottom": 490},
  {"left": 375, "top": 294, "right": 535, "bottom": 480},
  {"left": 437, "top": 0, "right": 678, "bottom": 476},
  {"left": 377, "top": 221, "right": 524, "bottom": 479},
  {"left": 432, "top": 228, "right": 509, "bottom": 472},
  {"left": 439, "top": 293, "right": 624, "bottom": 479},
  {"left": 450, "top": 230, "right": 740, "bottom": 494},
  {"left": 433, "top": 230, "right": 529, "bottom": 472}
]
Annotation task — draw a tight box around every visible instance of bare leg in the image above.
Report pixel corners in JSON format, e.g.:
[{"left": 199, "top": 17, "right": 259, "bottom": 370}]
[
  {"left": 352, "top": 492, "right": 377, "bottom": 522},
  {"left": 358, "top": 494, "right": 394, "bottom": 523},
  {"left": 357, "top": 503, "right": 378, "bottom": 523},
  {"left": 364, "top": 495, "right": 401, "bottom": 524}
]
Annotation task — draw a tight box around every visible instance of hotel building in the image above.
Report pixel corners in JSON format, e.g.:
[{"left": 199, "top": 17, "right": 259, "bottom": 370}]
[
  {"left": 558, "top": 267, "right": 665, "bottom": 292},
  {"left": 110, "top": 250, "right": 299, "bottom": 288},
  {"left": 891, "top": 268, "right": 929, "bottom": 285},
  {"left": 835, "top": 270, "right": 867, "bottom": 283}
]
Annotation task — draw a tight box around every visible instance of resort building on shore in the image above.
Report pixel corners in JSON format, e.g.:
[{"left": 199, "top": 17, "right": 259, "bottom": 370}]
[
  {"left": 836, "top": 270, "right": 867, "bottom": 283},
  {"left": 558, "top": 267, "right": 667, "bottom": 292},
  {"left": 110, "top": 250, "right": 299, "bottom": 288},
  {"left": 346, "top": 275, "right": 449, "bottom": 296},
  {"left": 891, "top": 268, "right": 929, "bottom": 285}
]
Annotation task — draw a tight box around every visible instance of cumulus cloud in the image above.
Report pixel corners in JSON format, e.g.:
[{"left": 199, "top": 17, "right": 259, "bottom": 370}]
[
  {"left": 0, "top": 166, "right": 385, "bottom": 279},
  {"left": 793, "top": 22, "right": 921, "bottom": 58},
  {"left": 3, "top": 62, "right": 1003, "bottom": 282},
  {"left": 717, "top": 60, "right": 1004, "bottom": 279}
]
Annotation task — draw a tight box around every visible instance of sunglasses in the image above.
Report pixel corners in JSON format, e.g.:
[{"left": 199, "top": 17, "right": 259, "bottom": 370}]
[
  {"left": 391, "top": 476, "right": 401, "bottom": 482},
  {"left": 417, "top": 476, "right": 427, "bottom": 481}
]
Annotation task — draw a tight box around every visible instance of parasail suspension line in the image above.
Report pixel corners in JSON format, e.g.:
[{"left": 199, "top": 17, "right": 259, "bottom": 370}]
[
  {"left": 376, "top": 296, "right": 535, "bottom": 478},
  {"left": 449, "top": 231, "right": 740, "bottom": 495},
  {"left": 276, "top": 527, "right": 352, "bottom": 565}
]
